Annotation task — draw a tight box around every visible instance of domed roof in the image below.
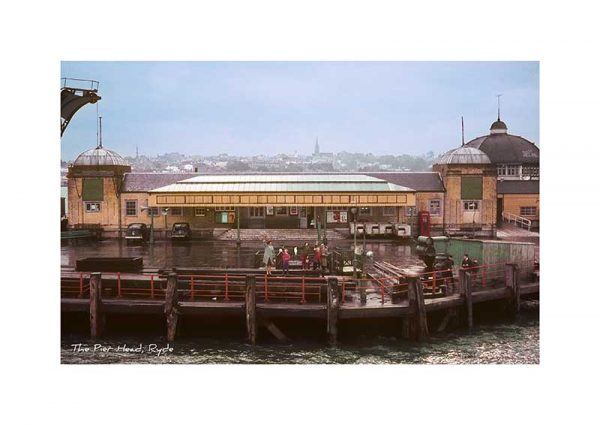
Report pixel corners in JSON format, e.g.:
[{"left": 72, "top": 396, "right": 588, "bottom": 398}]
[
  {"left": 435, "top": 146, "right": 491, "bottom": 165},
  {"left": 73, "top": 146, "right": 129, "bottom": 167},
  {"left": 490, "top": 119, "right": 508, "bottom": 132},
  {"left": 465, "top": 119, "right": 539, "bottom": 164}
]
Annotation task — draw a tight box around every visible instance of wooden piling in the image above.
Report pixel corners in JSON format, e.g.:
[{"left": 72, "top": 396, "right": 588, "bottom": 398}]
[
  {"left": 89, "top": 272, "right": 104, "bottom": 339},
  {"left": 407, "top": 274, "right": 428, "bottom": 341},
  {"left": 460, "top": 269, "right": 473, "bottom": 331},
  {"left": 164, "top": 272, "right": 179, "bottom": 342},
  {"left": 245, "top": 275, "right": 257, "bottom": 345},
  {"left": 327, "top": 277, "right": 339, "bottom": 346},
  {"left": 505, "top": 263, "right": 521, "bottom": 317}
]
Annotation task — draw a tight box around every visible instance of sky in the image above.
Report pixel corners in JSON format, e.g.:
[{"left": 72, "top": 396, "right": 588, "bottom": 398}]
[{"left": 60, "top": 61, "right": 539, "bottom": 160}]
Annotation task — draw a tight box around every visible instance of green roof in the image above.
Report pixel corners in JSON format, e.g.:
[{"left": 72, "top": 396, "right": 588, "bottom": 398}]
[{"left": 150, "top": 174, "right": 414, "bottom": 193}]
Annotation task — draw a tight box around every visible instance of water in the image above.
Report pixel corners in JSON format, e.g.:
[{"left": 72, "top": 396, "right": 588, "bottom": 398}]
[
  {"left": 61, "top": 302, "right": 538, "bottom": 364},
  {"left": 61, "top": 240, "right": 539, "bottom": 364},
  {"left": 61, "top": 239, "right": 418, "bottom": 269}
]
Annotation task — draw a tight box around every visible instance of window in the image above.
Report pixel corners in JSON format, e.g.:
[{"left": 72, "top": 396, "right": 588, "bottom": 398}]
[
  {"left": 85, "top": 202, "right": 101, "bottom": 213},
  {"left": 147, "top": 207, "right": 159, "bottom": 217},
  {"left": 428, "top": 200, "right": 441, "bottom": 216},
  {"left": 249, "top": 207, "right": 264, "bottom": 217},
  {"left": 523, "top": 166, "right": 539, "bottom": 178},
  {"left": 275, "top": 207, "right": 288, "bottom": 216},
  {"left": 170, "top": 207, "right": 182, "bottom": 216},
  {"left": 359, "top": 207, "right": 371, "bottom": 216},
  {"left": 215, "top": 211, "right": 235, "bottom": 224},
  {"left": 406, "top": 206, "right": 417, "bottom": 217},
  {"left": 194, "top": 208, "right": 206, "bottom": 217},
  {"left": 497, "top": 164, "right": 521, "bottom": 177},
  {"left": 463, "top": 201, "right": 480, "bottom": 211},
  {"left": 125, "top": 200, "right": 137, "bottom": 216},
  {"left": 383, "top": 206, "right": 396, "bottom": 216},
  {"left": 520, "top": 206, "right": 537, "bottom": 216},
  {"left": 289, "top": 206, "right": 298, "bottom": 216},
  {"left": 215, "top": 206, "right": 235, "bottom": 212}
]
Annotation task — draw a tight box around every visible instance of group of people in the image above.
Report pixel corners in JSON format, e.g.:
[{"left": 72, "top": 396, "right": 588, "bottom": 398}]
[{"left": 262, "top": 240, "right": 329, "bottom": 276}]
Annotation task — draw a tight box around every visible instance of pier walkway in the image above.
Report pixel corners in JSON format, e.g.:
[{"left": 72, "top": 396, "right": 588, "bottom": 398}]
[{"left": 62, "top": 259, "right": 538, "bottom": 343}]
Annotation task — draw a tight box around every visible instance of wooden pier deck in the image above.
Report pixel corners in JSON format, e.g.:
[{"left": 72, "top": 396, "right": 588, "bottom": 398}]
[{"left": 62, "top": 262, "right": 538, "bottom": 344}]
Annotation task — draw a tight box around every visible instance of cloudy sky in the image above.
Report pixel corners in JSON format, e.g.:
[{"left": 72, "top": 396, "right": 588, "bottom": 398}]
[{"left": 61, "top": 61, "right": 538, "bottom": 160}]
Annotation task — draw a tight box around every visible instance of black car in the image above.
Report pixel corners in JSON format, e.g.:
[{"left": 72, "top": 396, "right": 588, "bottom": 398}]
[
  {"left": 125, "top": 223, "right": 149, "bottom": 244},
  {"left": 171, "top": 222, "right": 192, "bottom": 241}
]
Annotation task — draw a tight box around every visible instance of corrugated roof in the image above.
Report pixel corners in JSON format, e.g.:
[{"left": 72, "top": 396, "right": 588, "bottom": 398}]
[
  {"left": 151, "top": 180, "right": 414, "bottom": 193},
  {"left": 123, "top": 172, "right": 444, "bottom": 193},
  {"left": 178, "top": 174, "right": 385, "bottom": 184},
  {"left": 497, "top": 180, "right": 539, "bottom": 194}
]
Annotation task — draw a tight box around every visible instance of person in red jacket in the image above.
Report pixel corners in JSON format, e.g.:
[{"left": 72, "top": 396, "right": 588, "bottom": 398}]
[
  {"left": 312, "top": 245, "right": 322, "bottom": 271},
  {"left": 282, "top": 248, "right": 291, "bottom": 276}
]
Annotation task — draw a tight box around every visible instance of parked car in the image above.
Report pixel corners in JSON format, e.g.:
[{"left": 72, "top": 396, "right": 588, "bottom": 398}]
[
  {"left": 170, "top": 222, "right": 192, "bottom": 241},
  {"left": 125, "top": 223, "right": 149, "bottom": 244}
]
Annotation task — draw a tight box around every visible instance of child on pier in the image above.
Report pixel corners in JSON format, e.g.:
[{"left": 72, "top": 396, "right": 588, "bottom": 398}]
[{"left": 282, "top": 248, "right": 291, "bottom": 276}]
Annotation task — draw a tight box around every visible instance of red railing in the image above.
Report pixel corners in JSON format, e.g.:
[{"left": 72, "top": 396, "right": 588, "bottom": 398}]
[
  {"left": 60, "top": 272, "right": 91, "bottom": 298},
  {"left": 181, "top": 273, "right": 246, "bottom": 301},
  {"left": 60, "top": 272, "right": 165, "bottom": 299},
  {"left": 256, "top": 275, "right": 325, "bottom": 304}
]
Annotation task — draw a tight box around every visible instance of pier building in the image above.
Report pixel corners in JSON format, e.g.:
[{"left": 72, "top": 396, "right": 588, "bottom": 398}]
[{"left": 65, "top": 115, "right": 538, "bottom": 238}]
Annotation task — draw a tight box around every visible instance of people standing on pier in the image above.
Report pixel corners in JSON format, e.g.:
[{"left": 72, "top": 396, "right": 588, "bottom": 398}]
[
  {"left": 282, "top": 248, "right": 291, "bottom": 276},
  {"left": 302, "top": 242, "right": 310, "bottom": 271},
  {"left": 263, "top": 240, "right": 275, "bottom": 276},
  {"left": 320, "top": 243, "right": 328, "bottom": 273},
  {"left": 461, "top": 253, "right": 473, "bottom": 269},
  {"left": 312, "top": 245, "right": 322, "bottom": 271}
]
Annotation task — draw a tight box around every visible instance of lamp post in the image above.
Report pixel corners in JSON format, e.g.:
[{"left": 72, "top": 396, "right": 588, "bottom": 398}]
[
  {"left": 350, "top": 206, "right": 358, "bottom": 279},
  {"left": 141, "top": 206, "right": 156, "bottom": 244},
  {"left": 162, "top": 208, "right": 170, "bottom": 240}
]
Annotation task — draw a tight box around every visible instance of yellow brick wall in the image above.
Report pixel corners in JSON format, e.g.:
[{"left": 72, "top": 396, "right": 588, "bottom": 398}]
[
  {"left": 433, "top": 164, "right": 496, "bottom": 228},
  {"left": 415, "top": 192, "right": 445, "bottom": 226},
  {"left": 68, "top": 177, "right": 122, "bottom": 230},
  {"left": 502, "top": 194, "right": 539, "bottom": 220}
]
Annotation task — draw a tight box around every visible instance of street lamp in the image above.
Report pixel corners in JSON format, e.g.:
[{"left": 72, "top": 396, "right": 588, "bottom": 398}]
[
  {"left": 162, "top": 208, "right": 170, "bottom": 240},
  {"left": 140, "top": 205, "right": 160, "bottom": 244},
  {"left": 350, "top": 206, "right": 358, "bottom": 279}
]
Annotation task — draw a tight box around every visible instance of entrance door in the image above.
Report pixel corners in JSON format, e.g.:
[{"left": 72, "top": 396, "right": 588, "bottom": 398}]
[
  {"left": 462, "top": 200, "right": 481, "bottom": 225},
  {"left": 299, "top": 207, "right": 307, "bottom": 229},
  {"left": 248, "top": 207, "right": 265, "bottom": 229},
  {"left": 496, "top": 197, "right": 504, "bottom": 225}
]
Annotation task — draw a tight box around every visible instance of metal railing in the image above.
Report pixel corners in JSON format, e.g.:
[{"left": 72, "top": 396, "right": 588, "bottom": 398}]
[{"left": 502, "top": 211, "right": 532, "bottom": 231}]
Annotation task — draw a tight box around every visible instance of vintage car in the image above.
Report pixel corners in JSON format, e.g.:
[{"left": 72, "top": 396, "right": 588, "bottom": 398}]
[
  {"left": 125, "top": 223, "right": 149, "bottom": 243},
  {"left": 170, "top": 222, "right": 192, "bottom": 241}
]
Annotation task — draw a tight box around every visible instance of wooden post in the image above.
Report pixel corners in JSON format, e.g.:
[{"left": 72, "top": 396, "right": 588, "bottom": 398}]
[
  {"left": 460, "top": 269, "right": 473, "bottom": 331},
  {"left": 164, "top": 272, "right": 179, "bottom": 342},
  {"left": 89, "top": 272, "right": 104, "bottom": 339},
  {"left": 327, "top": 277, "right": 339, "bottom": 346},
  {"left": 505, "top": 263, "right": 521, "bottom": 317},
  {"left": 245, "top": 275, "right": 257, "bottom": 345},
  {"left": 407, "top": 274, "right": 428, "bottom": 341}
]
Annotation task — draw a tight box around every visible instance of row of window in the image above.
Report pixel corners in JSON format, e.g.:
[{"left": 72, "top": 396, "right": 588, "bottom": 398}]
[
  {"left": 497, "top": 164, "right": 540, "bottom": 177},
  {"left": 85, "top": 201, "right": 484, "bottom": 216}
]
